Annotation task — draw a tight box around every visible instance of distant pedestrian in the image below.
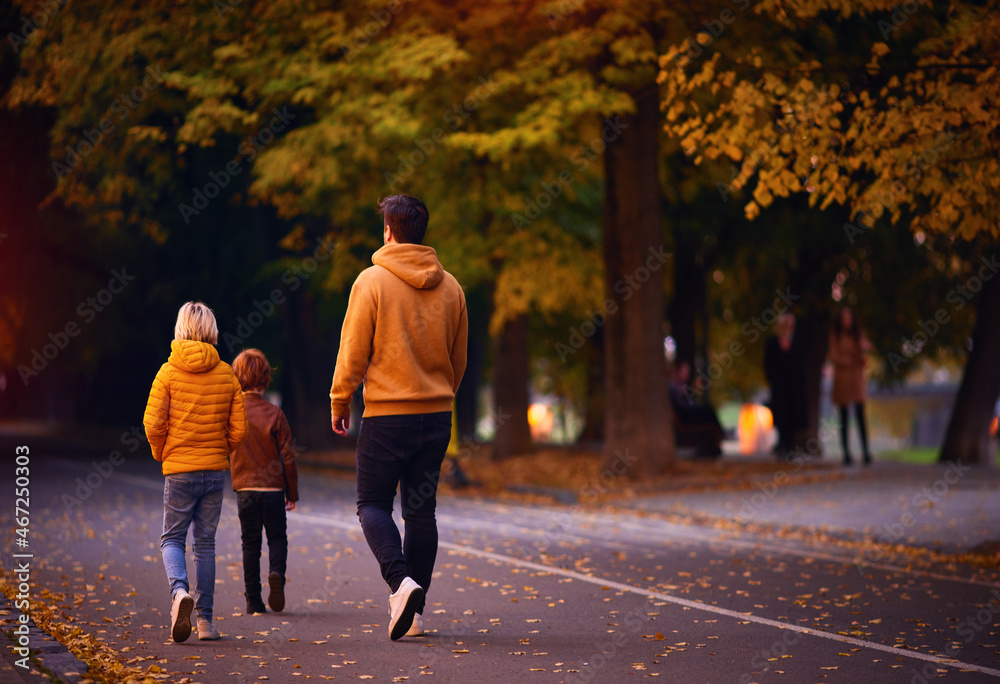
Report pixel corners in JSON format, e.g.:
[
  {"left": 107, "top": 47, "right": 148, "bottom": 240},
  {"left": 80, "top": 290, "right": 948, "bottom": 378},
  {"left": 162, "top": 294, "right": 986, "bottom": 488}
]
[
  {"left": 144, "top": 302, "right": 247, "bottom": 642},
  {"left": 669, "top": 361, "right": 724, "bottom": 457},
  {"left": 764, "top": 312, "right": 808, "bottom": 458},
  {"left": 330, "top": 195, "right": 468, "bottom": 640},
  {"left": 828, "top": 306, "right": 872, "bottom": 465},
  {"left": 231, "top": 348, "right": 299, "bottom": 616}
]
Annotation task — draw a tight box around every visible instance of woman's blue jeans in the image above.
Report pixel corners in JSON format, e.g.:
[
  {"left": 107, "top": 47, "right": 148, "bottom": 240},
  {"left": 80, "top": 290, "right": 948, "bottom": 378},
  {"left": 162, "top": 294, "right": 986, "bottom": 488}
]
[
  {"left": 161, "top": 470, "right": 226, "bottom": 621},
  {"left": 356, "top": 412, "right": 451, "bottom": 613}
]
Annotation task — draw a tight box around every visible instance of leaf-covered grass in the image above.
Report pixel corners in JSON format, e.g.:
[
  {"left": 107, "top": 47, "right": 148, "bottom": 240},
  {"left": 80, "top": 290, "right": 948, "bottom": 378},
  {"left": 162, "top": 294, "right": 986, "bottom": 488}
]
[
  {"left": 876, "top": 447, "right": 940, "bottom": 464},
  {"left": 449, "top": 448, "right": 844, "bottom": 502},
  {"left": 301, "top": 446, "right": 843, "bottom": 504}
]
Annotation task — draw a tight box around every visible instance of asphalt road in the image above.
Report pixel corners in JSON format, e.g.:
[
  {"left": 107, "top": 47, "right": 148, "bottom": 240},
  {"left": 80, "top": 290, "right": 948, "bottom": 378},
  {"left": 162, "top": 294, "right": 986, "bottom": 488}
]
[{"left": 2, "top": 434, "right": 999, "bottom": 683}]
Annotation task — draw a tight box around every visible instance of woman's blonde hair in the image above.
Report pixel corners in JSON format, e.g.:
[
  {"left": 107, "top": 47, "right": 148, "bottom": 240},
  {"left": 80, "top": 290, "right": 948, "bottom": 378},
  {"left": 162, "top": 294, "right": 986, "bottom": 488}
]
[{"left": 174, "top": 301, "right": 218, "bottom": 344}]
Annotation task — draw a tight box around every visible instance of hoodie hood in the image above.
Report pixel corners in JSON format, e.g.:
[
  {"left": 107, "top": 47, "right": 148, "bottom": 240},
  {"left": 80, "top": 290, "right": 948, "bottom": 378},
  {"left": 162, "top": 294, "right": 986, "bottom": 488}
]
[
  {"left": 168, "top": 339, "right": 221, "bottom": 374},
  {"left": 372, "top": 243, "right": 444, "bottom": 290}
]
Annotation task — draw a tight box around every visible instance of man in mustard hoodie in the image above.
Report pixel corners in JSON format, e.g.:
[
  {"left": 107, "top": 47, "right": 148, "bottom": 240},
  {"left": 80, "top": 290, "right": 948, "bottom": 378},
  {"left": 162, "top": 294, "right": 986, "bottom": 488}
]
[{"left": 331, "top": 195, "right": 468, "bottom": 641}]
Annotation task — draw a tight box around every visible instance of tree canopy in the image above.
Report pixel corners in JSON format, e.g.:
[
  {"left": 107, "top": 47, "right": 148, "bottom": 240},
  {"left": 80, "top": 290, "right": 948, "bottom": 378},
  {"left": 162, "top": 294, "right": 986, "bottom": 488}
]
[
  {"left": 4, "top": 0, "right": 997, "bottom": 464},
  {"left": 659, "top": 0, "right": 999, "bottom": 240}
]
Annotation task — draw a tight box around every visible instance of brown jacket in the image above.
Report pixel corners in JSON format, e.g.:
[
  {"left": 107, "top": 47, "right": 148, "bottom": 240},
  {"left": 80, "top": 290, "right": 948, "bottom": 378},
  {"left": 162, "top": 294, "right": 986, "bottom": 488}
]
[
  {"left": 230, "top": 392, "right": 299, "bottom": 502},
  {"left": 828, "top": 331, "right": 870, "bottom": 406}
]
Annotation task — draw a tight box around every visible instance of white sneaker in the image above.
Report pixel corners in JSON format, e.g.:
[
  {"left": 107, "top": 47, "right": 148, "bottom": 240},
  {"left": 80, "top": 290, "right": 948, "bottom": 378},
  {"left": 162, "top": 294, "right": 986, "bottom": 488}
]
[
  {"left": 388, "top": 577, "right": 424, "bottom": 640},
  {"left": 197, "top": 618, "right": 220, "bottom": 640},
  {"left": 170, "top": 590, "right": 194, "bottom": 643},
  {"left": 406, "top": 612, "right": 424, "bottom": 637}
]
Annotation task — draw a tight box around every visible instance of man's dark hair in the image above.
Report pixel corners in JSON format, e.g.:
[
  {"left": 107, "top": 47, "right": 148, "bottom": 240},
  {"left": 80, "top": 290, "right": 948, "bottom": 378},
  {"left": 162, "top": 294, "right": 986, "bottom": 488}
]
[{"left": 378, "top": 195, "right": 429, "bottom": 244}]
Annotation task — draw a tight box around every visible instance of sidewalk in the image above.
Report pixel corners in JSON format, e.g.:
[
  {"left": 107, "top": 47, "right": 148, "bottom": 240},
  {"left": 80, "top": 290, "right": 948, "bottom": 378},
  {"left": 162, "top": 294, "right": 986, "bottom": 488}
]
[
  {"left": 296, "top": 432, "right": 1000, "bottom": 556},
  {"left": 607, "top": 459, "right": 1000, "bottom": 554},
  {"left": 6, "top": 421, "right": 997, "bottom": 556},
  {"left": 0, "top": 596, "right": 86, "bottom": 684}
]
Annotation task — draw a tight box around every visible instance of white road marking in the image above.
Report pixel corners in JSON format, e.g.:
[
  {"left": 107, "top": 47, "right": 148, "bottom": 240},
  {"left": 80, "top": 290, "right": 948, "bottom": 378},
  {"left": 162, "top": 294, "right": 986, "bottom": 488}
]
[
  {"left": 49, "top": 458, "right": 1000, "bottom": 588},
  {"left": 49, "top": 456, "right": 1000, "bottom": 588},
  {"left": 447, "top": 500, "right": 1000, "bottom": 589},
  {"left": 446, "top": 545, "right": 1000, "bottom": 678},
  {"left": 288, "top": 511, "right": 1000, "bottom": 678}
]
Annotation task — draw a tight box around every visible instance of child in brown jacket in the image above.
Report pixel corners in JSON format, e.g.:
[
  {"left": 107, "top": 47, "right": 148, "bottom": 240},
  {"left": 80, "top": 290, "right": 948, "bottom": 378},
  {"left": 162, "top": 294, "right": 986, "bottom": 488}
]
[{"left": 231, "top": 348, "right": 299, "bottom": 614}]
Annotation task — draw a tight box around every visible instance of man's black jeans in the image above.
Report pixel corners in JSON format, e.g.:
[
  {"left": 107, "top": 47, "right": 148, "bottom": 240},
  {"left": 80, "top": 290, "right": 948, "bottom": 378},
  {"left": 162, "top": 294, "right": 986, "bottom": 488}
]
[
  {"left": 236, "top": 490, "right": 288, "bottom": 595},
  {"left": 356, "top": 412, "right": 451, "bottom": 613}
]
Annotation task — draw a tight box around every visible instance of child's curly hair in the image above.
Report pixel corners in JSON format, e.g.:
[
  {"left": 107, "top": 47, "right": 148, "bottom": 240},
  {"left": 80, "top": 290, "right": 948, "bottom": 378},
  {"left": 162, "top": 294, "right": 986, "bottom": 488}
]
[{"left": 233, "top": 348, "right": 273, "bottom": 392}]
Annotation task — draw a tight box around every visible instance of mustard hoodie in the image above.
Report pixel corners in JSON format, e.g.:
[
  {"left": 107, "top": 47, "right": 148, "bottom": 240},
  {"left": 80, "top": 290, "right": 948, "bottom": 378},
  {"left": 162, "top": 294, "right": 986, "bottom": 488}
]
[
  {"left": 331, "top": 243, "right": 468, "bottom": 417},
  {"left": 144, "top": 339, "right": 247, "bottom": 475}
]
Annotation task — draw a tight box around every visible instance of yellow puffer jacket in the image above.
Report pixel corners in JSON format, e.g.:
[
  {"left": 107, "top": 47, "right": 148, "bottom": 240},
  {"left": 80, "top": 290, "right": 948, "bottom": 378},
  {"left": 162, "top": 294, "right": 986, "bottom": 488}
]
[{"left": 144, "top": 339, "right": 247, "bottom": 475}]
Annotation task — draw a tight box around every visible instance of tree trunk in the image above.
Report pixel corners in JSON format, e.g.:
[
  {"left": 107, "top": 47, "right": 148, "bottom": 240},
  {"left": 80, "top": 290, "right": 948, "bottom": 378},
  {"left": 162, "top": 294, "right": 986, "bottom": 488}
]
[
  {"left": 455, "top": 285, "right": 488, "bottom": 441},
  {"left": 940, "top": 273, "right": 1000, "bottom": 465},
  {"left": 577, "top": 327, "right": 605, "bottom": 446},
  {"left": 796, "top": 311, "right": 828, "bottom": 456},
  {"left": 668, "top": 242, "right": 701, "bottom": 374},
  {"left": 601, "top": 87, "right": 675, "bottom": 477},
  {"left": 492, "top": 313, "right": 533, "bottom": 459},
  {"left": 282, "top": 288, "right": 337, "bottom": 450}
]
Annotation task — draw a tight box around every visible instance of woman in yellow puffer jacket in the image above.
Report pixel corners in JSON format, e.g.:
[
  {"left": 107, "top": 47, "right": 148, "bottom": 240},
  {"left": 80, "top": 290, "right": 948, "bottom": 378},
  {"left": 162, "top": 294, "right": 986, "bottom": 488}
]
[{"left": 144, "top": 301, "right": 247, "bottom": 643}]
